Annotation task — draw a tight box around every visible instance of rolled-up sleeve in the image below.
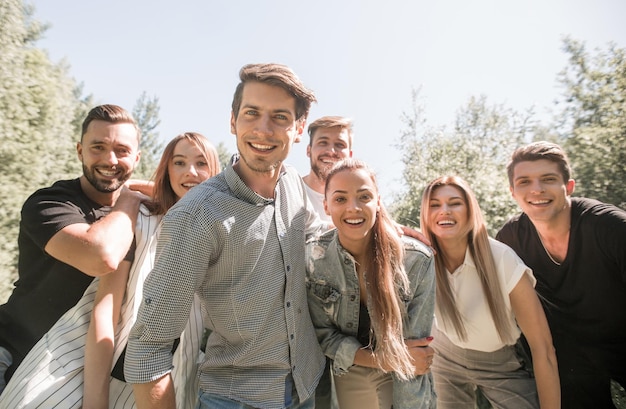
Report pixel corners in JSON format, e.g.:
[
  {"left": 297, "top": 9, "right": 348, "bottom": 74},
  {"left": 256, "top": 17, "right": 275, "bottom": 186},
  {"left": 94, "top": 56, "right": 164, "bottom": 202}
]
[{"left": 125, "top": 206, "right": 211, "bottom": 383}]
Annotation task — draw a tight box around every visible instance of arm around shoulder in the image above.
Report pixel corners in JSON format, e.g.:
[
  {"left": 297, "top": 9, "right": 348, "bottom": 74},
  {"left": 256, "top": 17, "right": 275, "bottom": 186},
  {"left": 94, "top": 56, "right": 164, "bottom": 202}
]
[{"left": 45, "top": 187, "right": 147, "bottom": 277}]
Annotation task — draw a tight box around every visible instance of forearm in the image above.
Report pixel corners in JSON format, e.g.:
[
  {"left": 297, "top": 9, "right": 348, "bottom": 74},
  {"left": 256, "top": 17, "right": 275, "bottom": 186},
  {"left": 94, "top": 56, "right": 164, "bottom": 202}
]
[
  {"left": 44, "top": 189, "right": 145, "bottom": 277},
  {"left": 133, "top": 374, "right": 176, "bottom": 409},
  {"left": 84, "top": 193, "right": 142, "bottom": 273},
  {"left": 510, "top": 274, "right": 561, "bottom": 408},
  {"left": 532, "top": 347, "right": 561, "bottom": 409},
  {"left": 84, "top": 296, "right": 116, "bottom": 408},
  {"left": 353, "top": 340, "right": 434, "bottom": 376},
  {"left": 84, "top": 266, "right": 129, "bottom": 408},
  {"left": 87, "top": 218, "right": 135, "bottom": 273},
  {"left": 353, "top": 347, "right": 384, "bottom": 370}
]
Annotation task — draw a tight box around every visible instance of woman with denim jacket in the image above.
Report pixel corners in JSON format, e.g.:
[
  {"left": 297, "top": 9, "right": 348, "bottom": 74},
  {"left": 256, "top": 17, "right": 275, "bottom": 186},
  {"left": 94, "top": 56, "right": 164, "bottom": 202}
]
[
  {"left": 306, "top": 159, "right": 436, "bottom": 409},
  {"left": 420, "top": 176, "right": 560, "bottom": 409}
]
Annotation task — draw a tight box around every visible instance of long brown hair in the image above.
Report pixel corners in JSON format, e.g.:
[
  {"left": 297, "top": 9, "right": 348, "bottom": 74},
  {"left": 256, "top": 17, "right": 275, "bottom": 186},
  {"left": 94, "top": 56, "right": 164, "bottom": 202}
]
[
  {"left": 325, "top": 158, "right": 414, "bottom": 379},
  {"left": 420, "top": 176, "right": 516, "bottom": 344},
  {"left": 150, "top": 132, "right": 221, "bottom": 215}
]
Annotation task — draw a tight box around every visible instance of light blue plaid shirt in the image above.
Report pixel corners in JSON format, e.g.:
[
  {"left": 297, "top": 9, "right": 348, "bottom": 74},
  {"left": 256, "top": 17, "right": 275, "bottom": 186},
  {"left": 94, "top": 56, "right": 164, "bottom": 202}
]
[{"left": 125, "top": 164, "right": 326, "bottom": 409}]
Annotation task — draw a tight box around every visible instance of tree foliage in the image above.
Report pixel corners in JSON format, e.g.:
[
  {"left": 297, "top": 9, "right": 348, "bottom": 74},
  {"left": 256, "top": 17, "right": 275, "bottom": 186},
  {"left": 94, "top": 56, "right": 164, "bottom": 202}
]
[
  {"left": 392, "top": 90, "right": 534, "bottom": 236},
  {"left": 0, "top": 0, "right": 91, "bottom": 301},
  {"left": 216, "top": 141, "right": 234, "bottom": 171},
  {"left": 393, "top": 38, "right": 626, "bottom": 238},
  {"left": 557, "top": 37, "right": 626, "bottom": 209},
  {"left": 132, "top": 92, "right": 163, "bottom": 179}
]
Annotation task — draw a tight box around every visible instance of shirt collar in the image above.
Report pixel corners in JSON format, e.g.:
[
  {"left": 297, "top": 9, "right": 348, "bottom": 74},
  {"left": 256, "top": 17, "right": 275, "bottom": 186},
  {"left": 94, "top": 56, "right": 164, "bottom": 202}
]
[
  {"left": 447, "top": 246, "right": 475, "bottom": 275},
  {"left": 223, "top": 163, "right": 286, "bottom": 206}
]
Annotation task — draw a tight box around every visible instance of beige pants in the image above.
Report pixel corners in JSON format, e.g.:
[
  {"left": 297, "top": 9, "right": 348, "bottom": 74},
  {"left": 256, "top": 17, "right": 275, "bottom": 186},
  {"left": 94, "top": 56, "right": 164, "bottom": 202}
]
[{"left": 333, "top": 364, "right": 393, "bottom": 409}]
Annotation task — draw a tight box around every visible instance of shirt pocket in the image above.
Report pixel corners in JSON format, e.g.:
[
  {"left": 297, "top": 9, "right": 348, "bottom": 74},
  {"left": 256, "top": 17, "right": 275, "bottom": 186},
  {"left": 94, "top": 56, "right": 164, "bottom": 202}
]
[{"left": 307, "top": 278, "right": 342, "bottom": 322}]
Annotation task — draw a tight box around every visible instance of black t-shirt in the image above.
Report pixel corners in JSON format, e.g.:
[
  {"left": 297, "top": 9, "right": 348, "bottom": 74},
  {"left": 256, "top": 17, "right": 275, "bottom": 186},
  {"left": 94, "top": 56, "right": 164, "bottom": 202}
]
[
  {"left": 357, "top": 302, "right": 372, "bottom": 347},
  {"left": 497, "top": 198, "right": 626, "bottom": 389},
  {"left": 0, "top": 178, "right": 131, "bottom": 379}
]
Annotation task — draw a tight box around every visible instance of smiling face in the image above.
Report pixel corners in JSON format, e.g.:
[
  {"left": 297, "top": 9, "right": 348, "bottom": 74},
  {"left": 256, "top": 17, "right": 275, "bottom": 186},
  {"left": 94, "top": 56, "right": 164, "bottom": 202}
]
[
  {"left": 324, "top": 168, "right": 380, "bottom": 252},
  {"left": 510, "top": 159, "right": 575, "bottom": 224},
  {"left": 230, "top": 81, "right": 303, "bottom": 179},
  {"left": 168, "top": 138, "right": 212, "bottom": 200},
  {"left": 427, "top": 185, "right": 469, "bottom": 242},
  {"left": 78, "top": 119, "right": 140, "bottom": 195},
  {"left": 307, "top": 126, "right": 352, "bottom": 181}
]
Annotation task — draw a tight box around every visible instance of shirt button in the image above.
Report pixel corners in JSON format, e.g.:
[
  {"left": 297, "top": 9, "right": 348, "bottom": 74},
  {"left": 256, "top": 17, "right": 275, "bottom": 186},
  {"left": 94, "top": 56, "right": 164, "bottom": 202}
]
[
  {"left": 286, "top": 301, "right": 291, "bottom": 307},
  {"left": 347, "top": 322, "right": 353, "bottom": 328},
  {"left": 350, "top": 295, "right": 356, "bottom": 301},
  {"left": 145, "top": 298, "right": 152, "bottom": 305},
  {"left": 290, "top": 334, "right": 294, "bottom": 340},
  {"left": 286, "top": 265, "right": 291, "bottom": 272}
]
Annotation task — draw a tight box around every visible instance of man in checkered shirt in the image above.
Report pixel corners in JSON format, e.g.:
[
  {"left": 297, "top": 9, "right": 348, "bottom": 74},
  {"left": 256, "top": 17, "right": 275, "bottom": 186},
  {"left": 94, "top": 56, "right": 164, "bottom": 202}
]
[{"left": 125, "top": 63, "right": 327, "bottom": 409}]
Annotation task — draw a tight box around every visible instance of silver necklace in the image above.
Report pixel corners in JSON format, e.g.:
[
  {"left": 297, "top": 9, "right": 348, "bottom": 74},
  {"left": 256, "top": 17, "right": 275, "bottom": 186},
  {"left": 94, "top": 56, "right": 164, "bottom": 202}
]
[{"left": 537, "top": 233, "right": 562, "bottom": 266}]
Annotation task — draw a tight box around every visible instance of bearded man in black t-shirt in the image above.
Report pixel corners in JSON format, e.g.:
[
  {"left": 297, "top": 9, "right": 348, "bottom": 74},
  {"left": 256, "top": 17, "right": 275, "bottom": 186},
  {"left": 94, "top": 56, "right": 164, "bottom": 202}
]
[{"left": 0, "top": 104, "right": 147, "bottom": 390}]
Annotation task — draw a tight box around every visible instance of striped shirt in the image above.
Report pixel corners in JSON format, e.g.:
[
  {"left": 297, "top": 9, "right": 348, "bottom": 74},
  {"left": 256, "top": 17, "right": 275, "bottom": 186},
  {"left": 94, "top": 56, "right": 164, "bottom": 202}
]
[
  {"left": 125, "top": 164, "right": 326, "bottom": 409},
  {"left": 0, "top": 206, "right": 203, "bottom": 408}
]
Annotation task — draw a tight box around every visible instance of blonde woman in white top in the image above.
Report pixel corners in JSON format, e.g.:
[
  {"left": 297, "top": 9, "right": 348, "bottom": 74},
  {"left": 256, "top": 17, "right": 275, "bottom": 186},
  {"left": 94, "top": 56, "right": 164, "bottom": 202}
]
[{"left": 420, "top": 176, "right": 559, "bottom": 409}]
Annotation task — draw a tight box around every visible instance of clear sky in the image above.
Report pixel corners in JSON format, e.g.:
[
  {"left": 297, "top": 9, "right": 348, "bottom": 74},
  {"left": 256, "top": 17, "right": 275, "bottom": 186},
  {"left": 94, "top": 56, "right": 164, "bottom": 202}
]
[{"left": 30, "top": 0, "right": 626, "bottom": 202}]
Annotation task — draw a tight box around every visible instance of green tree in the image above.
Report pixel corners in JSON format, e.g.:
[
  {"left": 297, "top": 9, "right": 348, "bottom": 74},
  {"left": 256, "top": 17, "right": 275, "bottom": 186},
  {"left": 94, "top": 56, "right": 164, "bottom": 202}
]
[
  {"left": 132, "top": 92, "right": 163, "bottom": 179},
  {"left": 0, "top": 0, "right": 91, "bottom": 302},
  {"left": 557, "top": 37, "right": 626, "bottom": 209},
  {"left": 216, "top": 141, "right": 233, "bottom": 171},
  {"left": 392, "top": 90, "right": 531, "bottom": 236}
]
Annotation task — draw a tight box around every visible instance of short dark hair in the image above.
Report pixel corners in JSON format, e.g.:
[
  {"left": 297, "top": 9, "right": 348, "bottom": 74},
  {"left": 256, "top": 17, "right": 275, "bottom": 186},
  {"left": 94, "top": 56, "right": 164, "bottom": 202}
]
[
  {"left": 81, "top": 104, "right": 140, "bottom": 142},
  {"left": 231, "top": 63, "right": 316, "bottom": 122},
  {"left": 506, "top": 141, "right": 572, "bottom": 186}
]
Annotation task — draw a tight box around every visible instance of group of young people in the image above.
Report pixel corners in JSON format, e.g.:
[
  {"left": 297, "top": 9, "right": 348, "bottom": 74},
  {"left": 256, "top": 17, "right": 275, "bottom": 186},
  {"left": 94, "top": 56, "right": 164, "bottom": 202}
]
[{"left": 0, "top": 63, "right": 623, "bottom": 409}]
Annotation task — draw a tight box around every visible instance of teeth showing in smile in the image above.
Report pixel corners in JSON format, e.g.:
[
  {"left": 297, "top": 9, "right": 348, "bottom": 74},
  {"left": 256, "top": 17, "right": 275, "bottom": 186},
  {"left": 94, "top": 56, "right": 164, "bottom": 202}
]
[
  {"left": 182, "top": 183, "right": 198, "bottom": 188},
  {"left": 437, "top": 220, "right": 455, "bottom": 226},
  {"left": 251, "top": 143, "right": 273, "bottom": 151},
  {"left": 98, "top": 169, "right": 118, "bottom": 177},
  {"left": 530, "top": 200, "right": 550, "bottom": 205},
  {"left": 345, "top": 218, "right": 364, "bottom": 225}
]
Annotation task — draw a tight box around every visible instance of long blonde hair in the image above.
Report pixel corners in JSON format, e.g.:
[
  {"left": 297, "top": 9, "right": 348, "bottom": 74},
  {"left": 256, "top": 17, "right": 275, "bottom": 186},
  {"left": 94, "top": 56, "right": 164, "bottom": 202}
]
[
  {"left": 325, "top": 159, "right": 415, "bottom": 379},
  {"left": 420, "top": 176, "right": 516, "bottom": 344}
]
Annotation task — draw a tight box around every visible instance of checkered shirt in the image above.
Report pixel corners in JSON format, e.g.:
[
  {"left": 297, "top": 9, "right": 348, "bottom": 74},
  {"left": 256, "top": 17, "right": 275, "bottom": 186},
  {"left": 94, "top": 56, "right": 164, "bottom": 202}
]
[{"left": 125, "top": 164, "right": 326, "bottom": 409}]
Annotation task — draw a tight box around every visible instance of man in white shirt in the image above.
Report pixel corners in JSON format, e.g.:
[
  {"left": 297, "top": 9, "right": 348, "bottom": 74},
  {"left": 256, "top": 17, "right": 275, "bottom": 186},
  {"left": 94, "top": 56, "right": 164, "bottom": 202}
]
[
  {"left": 302, "top": 116, "right": 353, "bottom": 223},
  {"left": 301, "top": 116, "right": 352, "bottom": 408}
]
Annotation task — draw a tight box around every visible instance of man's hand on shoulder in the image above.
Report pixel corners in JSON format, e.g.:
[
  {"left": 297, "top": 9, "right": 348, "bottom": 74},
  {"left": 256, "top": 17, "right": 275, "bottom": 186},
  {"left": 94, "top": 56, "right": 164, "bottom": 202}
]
[
  {"left": 125, "top": 179, "right": 155, "bottom": 199},
  {"left": 397, "top": 223, "right": 432, "bottom": 248}
]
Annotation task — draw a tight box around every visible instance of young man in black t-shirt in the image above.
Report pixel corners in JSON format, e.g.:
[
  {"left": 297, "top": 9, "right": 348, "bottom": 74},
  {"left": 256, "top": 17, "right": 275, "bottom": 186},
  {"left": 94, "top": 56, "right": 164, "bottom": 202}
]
[{"left": 497, "top": 141, "right": 626, "bottom": 409}]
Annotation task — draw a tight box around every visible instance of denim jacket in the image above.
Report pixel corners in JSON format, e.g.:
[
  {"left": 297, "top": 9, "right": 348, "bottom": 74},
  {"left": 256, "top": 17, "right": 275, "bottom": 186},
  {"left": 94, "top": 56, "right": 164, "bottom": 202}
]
[{"left": 305, "top": 230, "right": 437, "bottom": 409}]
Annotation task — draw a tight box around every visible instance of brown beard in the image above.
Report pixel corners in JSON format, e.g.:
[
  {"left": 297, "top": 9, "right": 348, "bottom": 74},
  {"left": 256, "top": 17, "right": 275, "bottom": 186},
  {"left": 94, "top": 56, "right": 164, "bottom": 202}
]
[
  {"left": 310, "top": 159, "right": 335, "bottom": 182},
  {"left": 82, "top": 164, "right": 130, "bottom": 193}
]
